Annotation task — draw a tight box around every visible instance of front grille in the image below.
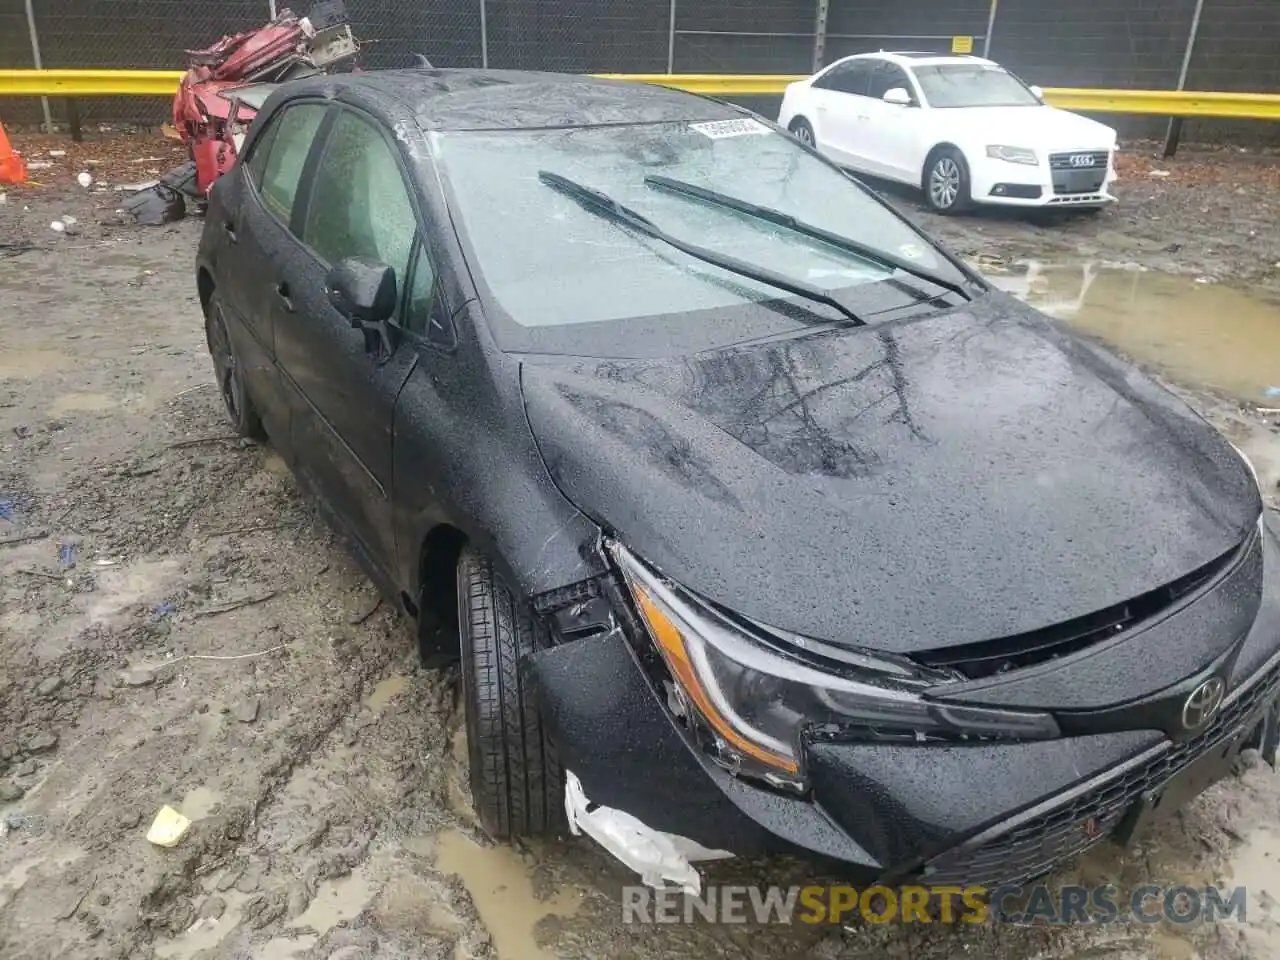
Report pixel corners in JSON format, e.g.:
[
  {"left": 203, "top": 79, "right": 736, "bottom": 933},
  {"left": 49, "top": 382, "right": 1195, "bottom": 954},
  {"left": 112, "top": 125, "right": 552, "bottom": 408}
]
[
  {"left": 1049, "top": 150, "right": 1110, "bottom": 170},
  {"left": 921, "top": 661, "right": 1280, "bottom": 888}
]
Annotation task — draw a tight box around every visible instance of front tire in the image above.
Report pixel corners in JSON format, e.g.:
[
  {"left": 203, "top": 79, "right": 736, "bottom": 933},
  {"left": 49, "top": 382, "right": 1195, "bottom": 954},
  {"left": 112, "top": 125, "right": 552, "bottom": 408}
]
[
  {"left": 923, "top": 147, "right": 973, "bottom": 214},
  {"left": 789, "top": 118, "right": 816, "bottom": 149},
  {"left": 457, "top": 548, "right": 563, "bottom": 839},
  {"left": 204, "top": 291, "right": 265, "bottom": 440}
]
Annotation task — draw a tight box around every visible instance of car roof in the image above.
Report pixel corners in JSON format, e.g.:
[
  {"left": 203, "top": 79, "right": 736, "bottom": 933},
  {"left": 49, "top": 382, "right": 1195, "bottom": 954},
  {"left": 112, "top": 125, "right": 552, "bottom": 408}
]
[
  {"left": 835, "top": 52, "right": 999, "bottom": 69},
  {"left": 279, "top": 69, "right": 748, "bottom": 131}
]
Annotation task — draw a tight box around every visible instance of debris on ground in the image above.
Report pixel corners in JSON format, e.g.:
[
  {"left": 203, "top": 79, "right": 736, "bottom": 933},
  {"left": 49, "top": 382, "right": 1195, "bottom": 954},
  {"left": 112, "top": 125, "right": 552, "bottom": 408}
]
[
  {"left": 146, "top": 806, "right": 192, "bottom": 848},
  {"left": 120, "top": 162, "right": 196, "bottom": 226}
]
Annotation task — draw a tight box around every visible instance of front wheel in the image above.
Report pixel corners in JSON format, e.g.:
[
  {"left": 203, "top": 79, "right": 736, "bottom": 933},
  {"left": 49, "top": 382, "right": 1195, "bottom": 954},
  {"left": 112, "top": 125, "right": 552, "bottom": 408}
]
[
  {"left": 923, "top": 148, "right": 973, "bottom": 214},
  {"left": 457, "top": 548, "right": 563, "bottom": 839}
]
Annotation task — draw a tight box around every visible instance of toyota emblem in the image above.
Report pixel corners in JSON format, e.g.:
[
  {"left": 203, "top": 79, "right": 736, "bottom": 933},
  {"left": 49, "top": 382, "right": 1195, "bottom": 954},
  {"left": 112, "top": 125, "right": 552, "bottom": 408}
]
[
  {"left": 1182, "top": 677, "right": 1226, "bottom": 731},
  {"left": 1069, "top": 154, "right": 1095, "bottom": 167}
]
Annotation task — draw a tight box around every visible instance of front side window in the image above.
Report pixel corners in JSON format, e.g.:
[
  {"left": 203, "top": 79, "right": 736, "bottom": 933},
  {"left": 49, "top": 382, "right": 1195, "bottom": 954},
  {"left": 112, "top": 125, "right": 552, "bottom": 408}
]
[
  {"left": 913, "top": 65, "right": 1040, "bottom": 108},
  {"left": 301, "top": 110, "right": 417, "bottom": 286},
  {"left": 436, "top": 119, "right": 961, "bottom": 355},
  {"left": 404, "top": 243, "right": 439, "bottom": 336},
  {"left": 867, "top": 65, "right": 912, "bottom": 101},
  {"left": 256, "top": 103, "right": 327, "bottom": 223}
]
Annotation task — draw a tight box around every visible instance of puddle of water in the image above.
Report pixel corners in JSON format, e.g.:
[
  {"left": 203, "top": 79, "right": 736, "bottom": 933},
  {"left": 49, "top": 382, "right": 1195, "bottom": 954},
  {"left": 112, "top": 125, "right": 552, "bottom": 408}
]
[
  {"left": 48, "top": 392, "right": 118, "bottom": 416},
  {"left": 435, "top": 830, "right": 580, "bottom": 960},
  {"left": 255, "top": 935, "right": 319, "bottom": 960},
  {"left": 294, "top": 864, "right": 376, "bottom": 934},
  {"left": 0, "top": 857, "right": 46, "bottom": 911},
  {"left": 986, "top": 261, "right": 1280, "bottom": 404},
  {"left": 153, "top": 891, "right": 251, "bottom": 960},
  {"left": 1227, "top": 827, "right": 1280, "bottom": 943},
  {"left": 366, "top": 675, "right": 408, "bottom": 713},
  {"left": 181, "top": 785, "right": 223, "bottom": 821},
  {"left": 0, "top": 348, "right": 69, "bottom": 379}
]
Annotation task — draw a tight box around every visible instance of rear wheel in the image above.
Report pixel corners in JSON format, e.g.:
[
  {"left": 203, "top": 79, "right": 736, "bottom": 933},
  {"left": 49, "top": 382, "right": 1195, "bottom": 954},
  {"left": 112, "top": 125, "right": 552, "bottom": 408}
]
[
  {"left": 789, "top": 118, "right": 816, "bottom": 149},
  {"left": 457, "top": 548, "right": 563, "bottom": 839},
  {"left": 923, "top": 147, "right": 973, "bottom": 214},
  {"left": 204, "top": 291, "right": 264, "bottom": 440}
]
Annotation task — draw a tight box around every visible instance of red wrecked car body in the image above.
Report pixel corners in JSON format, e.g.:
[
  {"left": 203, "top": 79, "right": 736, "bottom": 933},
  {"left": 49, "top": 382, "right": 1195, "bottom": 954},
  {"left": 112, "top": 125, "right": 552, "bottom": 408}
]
[{"left": 173, "top": 1, "right": 359, "bottom": 196}]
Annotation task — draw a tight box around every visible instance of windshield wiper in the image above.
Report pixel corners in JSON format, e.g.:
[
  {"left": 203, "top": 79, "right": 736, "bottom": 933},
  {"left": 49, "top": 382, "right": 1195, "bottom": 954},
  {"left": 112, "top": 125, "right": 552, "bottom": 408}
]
[
  {"left": 644, "top": 174, "right": 973, "bottom": 301},
  {"left": 538, "top": 170, "right": 865, "bottom": 327}
]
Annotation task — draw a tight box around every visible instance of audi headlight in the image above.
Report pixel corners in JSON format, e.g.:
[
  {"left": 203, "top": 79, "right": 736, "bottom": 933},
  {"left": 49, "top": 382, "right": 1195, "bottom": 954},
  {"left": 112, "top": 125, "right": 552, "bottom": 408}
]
[
  {"left": 610, "top": 543, "right": 1059, "bottom": 788},
  {"left": 986, "top": 145, "right": 1039, "bottom": 165}
]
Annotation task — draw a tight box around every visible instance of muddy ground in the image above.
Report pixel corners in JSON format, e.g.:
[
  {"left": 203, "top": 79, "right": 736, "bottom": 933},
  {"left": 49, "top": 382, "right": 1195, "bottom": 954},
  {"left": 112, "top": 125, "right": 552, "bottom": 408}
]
[{"left": 2, "top": 134, "right": 1280, "bottom": 960}]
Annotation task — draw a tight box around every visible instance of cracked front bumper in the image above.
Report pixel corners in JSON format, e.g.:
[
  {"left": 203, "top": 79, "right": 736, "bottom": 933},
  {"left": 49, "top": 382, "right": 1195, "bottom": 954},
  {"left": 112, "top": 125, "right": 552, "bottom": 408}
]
[{"left": 529, "top": 517, "right": 1280, "bottom": 887}]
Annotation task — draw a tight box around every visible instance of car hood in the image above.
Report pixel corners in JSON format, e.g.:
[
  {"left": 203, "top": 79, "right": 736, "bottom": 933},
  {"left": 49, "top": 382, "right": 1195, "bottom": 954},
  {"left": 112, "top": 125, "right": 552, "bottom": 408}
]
[
  {"left": 944, "top": 104, "right": 1114, "bottom": 151},
  {"left": 520, "top": 296, "right": 1260, "bottom": 654}
]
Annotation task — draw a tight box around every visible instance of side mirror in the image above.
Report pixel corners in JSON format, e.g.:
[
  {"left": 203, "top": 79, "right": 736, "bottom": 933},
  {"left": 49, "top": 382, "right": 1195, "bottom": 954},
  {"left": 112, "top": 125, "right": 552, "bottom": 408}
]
[
  {"left": 325, "top": 257, "right": 397, "bottom": 327},
  {"left": 1029, "top": 84, "right": 1044, "bottom": 99},
  {"left": 883, "top": 87, "right": 912, "bottom": 106}
]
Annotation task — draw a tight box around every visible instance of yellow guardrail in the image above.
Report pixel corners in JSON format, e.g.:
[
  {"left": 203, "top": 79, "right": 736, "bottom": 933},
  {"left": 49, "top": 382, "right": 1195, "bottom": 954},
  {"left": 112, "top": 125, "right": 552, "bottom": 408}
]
[
  {"left": 2, "top": 70, "right": 1278, "bottom": 121},
  {"left": 0, "top": 69, "right": 185, "bottom": 97},
  {"left": 1039, "top": 88, "right": 1280, "bottom": 121}
]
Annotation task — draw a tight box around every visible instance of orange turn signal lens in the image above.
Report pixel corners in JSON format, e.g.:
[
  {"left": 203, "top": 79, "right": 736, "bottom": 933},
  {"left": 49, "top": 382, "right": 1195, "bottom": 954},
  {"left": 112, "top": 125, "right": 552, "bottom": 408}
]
[{"left": 633, "top": 584, "right": 799, "bottom": 775}]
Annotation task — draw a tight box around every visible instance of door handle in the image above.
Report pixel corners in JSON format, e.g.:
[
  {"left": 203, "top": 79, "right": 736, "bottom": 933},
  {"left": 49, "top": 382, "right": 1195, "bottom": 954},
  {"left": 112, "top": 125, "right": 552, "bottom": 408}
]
[
  {"left": 274, "top": 281, "right": 294, "bottom": 313},
  {"left": 222, "top": 220, "right": 238, "bottom": 244}
]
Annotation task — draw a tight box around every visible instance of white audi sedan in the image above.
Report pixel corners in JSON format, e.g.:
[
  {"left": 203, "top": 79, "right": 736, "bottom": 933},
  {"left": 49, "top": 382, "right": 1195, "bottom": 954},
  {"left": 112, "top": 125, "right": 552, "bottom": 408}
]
[{"left": 778, "top": 52, "right": 1118, "bottom": 214}]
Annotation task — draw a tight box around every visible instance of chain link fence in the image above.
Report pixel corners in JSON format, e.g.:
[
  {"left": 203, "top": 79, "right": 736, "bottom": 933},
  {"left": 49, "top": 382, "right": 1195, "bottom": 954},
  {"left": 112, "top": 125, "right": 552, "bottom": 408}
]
[{"left": 2, "top": 0, "right": 1278, "bottom": 139}]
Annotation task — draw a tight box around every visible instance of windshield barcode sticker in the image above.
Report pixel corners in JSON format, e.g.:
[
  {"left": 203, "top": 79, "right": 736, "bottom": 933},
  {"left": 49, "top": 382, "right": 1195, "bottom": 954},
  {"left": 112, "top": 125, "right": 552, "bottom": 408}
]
[{"left": 689, "top": 118, "right": 771, "bottom": 139}]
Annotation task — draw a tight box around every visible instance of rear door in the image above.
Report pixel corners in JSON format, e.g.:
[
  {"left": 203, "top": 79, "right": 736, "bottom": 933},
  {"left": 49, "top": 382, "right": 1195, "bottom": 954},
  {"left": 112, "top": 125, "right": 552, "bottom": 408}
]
[
  {"left": 217, "top": 100, "right": 329, "bottom": 443},
  {"left": 273, "top": 106, "right": 422, "bottom": 576},
  {"left": 810, "top": 59, "right": 876, "bottom": 169}
]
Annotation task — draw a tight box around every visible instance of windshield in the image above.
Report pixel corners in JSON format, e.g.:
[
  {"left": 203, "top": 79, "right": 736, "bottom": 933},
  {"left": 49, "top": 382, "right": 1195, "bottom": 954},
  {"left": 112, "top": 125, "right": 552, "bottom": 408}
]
[
  {"left": 435, "top": 120, "right": 961, "bottom": 354},
  {"left": 914, "top": 65, "right": 1040, "bottom": 108}
]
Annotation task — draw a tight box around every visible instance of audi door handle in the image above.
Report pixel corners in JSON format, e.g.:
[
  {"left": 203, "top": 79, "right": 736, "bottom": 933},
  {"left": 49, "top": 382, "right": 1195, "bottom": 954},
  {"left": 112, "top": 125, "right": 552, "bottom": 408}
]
[{"left": 274, "top": 281, "right": 294, "bottom": 313}]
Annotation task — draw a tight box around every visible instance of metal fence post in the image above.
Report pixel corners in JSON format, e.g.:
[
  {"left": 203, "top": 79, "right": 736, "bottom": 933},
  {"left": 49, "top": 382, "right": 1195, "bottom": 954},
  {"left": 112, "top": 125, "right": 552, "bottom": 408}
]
[
  {"left": 667, "top": 0, "right": 677, "bottom": 73},
  {"left": 982, "top": 0, "right": 999, "bottom": 57},
  {"left": 811, "top": 0, "right": 829, "bottom": 73},
  {"left": 1163, "top": 0, "right": 1206, "bottom": 157},
  {"left": 480, "top": 0, "right": 489, "bottom": 68},
  {"left": 23, "top": 0, "right": 54, "bottom": 133}
]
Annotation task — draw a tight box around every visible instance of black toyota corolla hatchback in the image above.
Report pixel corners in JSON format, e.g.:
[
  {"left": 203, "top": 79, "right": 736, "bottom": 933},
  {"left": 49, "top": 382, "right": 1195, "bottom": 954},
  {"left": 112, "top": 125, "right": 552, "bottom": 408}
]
[{"left": 196, "top": 68, "right": 1279, "bottom": 889}]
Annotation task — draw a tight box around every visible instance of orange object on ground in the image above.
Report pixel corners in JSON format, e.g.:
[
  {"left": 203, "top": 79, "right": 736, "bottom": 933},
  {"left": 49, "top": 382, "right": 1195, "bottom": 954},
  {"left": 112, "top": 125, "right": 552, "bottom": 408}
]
[{"left": 0, "top": 121, "right": 27, "bottom": 185}]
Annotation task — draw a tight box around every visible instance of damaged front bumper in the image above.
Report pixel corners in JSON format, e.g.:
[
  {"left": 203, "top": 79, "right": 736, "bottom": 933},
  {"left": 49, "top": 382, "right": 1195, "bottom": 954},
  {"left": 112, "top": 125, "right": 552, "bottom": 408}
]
[{"left": 530, "top": 518, "right": 1280, "bottom": 889}]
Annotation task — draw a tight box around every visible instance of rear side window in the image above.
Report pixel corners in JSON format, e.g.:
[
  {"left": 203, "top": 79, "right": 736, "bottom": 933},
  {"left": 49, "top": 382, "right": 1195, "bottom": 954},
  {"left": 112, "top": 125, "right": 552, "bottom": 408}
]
[
  {"left": 301, "top": 111, "right": 416, "bottom": 285},
  {"left": 256, "top": 103, "right": 327, "bottom": 223},
  {"left": 815, "top": 60, "right": 873, "bottom": 96}
]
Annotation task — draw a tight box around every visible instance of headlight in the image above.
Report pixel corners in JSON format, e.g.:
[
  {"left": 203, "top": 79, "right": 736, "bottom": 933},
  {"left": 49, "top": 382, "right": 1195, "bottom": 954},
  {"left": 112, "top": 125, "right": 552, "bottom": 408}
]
[
  {"left": 986, "top": 145, "right": 1039, "bottom": 165},
  {"left": 610, "top": 543, "right": 1059, "bottom": 788}
]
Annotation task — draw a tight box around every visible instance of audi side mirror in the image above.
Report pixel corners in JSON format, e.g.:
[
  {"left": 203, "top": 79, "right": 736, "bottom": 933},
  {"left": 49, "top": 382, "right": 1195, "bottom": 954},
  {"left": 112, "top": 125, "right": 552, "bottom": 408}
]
[{"left": 883, "top": 87, "right": 912, "bottom": 107}]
